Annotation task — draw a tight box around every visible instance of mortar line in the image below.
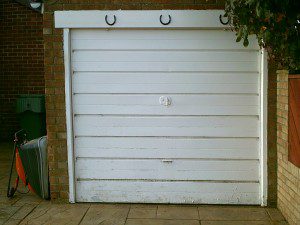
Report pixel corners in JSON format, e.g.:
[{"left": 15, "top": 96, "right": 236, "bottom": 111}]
[
  {"left": 78, "top": 204, "right": 91, "bottom": 225},
  {"left": 124, "top": 204, "right": 131, "bottom": 225}
]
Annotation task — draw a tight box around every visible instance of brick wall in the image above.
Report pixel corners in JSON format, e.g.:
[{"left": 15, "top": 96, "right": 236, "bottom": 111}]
[
  {"left": 43, "top": 0, "right": 277, "bottom": 205},
  {"left": 268, "top": 62, "right": 278, "bottom": 207},
  {"left": 277, "top": 70, "right": 300, "bottom": 225},
  {"left": 0, "top": 0, "right": 44, "bottom": 141}
]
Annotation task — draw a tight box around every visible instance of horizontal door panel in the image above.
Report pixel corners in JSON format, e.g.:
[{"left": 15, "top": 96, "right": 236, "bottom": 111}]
[
  {"left": 74, "top": 137, "right": 259, "bottom": 159},
  {"left": 76, "top": 181, "right": 260, "bottom": 204},
  {"left": 74, "top": 83, "right": 258, "bottom": 94},
  {"left": 72, "top": 29, "right": 258, "bottom": 43},
  {"left": 72, "top": 51, "right": 258, "bottom": 62},
  {"left": 73, "top": 72, "right": 259, "bottom": 84},
  {"left": 72, "top": 39, "right": 259, "bottom": 51},
  {"left": 72, "top": 61, "right": 258, "bottom": 72},
  {"left": 73, "top": 94, "right": 259, "bottom": 115},
  {"left": 76, "top": 159, "right": 259, "bottom": 181},
  {"left": 74, "top": 115, "right": 259, "bottom": 137},
  {"left": 73, "top": 72, "right": 259, "bottom": 94}
]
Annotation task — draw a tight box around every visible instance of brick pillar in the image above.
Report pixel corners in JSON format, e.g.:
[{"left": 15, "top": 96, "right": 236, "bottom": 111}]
[{"left": 277, "top": 70, "right": 300, "bottom": 225}]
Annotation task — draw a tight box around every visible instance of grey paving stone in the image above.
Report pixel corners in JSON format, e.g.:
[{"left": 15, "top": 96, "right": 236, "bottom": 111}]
[
  {"left": 79, "top": 204, "right": 129, "bottom": 225},
  {"left": 130, "top": 204, "right": 157, "bottom": 210},
  {"left": 0, "top": 206, "right": 20, "bottom": 219},
  {"left": 198, "top": 206, "right": 269, "bottom": 221},
  {"left": 3, "top": 218, "right": 22, "bottom": 225},
  {"left": 266, "top": 208, "right": 286, "bottom": 221},
  {"left": 201, "top": 221, "right": 272, "bottom": 225},
  {"left": 271, "top": 221, "right": 289, "bottom": 225},
  {"left": 12, "top": 194, "right": 43, "bottom": 206},
  {"left": 11, "top": 204, "right": 37, "bottom": 220},
  {"left": 128, "top": 205, "right": 157, "bottom": 219},
  {"left": 0, "top": 218, "right": 8, "bottom": 225},
  {"left": 157, "top": 205, "right": 199, "bottom": 220},
  {"left": 126, "top": 218, "right": 200, "bottom": 225},
  {"left": 0, "top": 196, "right": 20, "bottom": 206},
  {"left": 19, "top": 202, "right": 89, "bottom": 225}
]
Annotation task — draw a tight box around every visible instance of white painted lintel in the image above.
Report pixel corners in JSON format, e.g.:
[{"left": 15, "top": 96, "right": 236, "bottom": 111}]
[{"left": 55, "top": 10, "right": 229, "bottom": 29}]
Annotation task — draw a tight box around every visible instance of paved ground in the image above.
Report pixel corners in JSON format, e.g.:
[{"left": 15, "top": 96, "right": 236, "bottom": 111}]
[{"left": 0, "top": 142, "right": 288, "bottom": 225}]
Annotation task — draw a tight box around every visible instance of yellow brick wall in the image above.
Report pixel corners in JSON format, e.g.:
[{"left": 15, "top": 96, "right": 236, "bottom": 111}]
[{"left": 277, "top": 70, "right": 300, "bottom": 225}]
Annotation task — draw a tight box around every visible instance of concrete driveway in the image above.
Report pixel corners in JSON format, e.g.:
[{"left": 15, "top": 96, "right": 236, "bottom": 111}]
[{"left": 0, "top": 142, "right": 288, "bottom": 225}]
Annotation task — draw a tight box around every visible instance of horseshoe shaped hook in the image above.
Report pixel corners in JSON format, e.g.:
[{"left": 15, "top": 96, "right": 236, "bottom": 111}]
[
  {"left": 160, "top": 15, "right": 171, "bottom": 25},
  {"left": 105, "top": 15, "right": 116, "bottom": 26},
  {"left": 219, "top": 14, "right": 229, "bottom": 25}
]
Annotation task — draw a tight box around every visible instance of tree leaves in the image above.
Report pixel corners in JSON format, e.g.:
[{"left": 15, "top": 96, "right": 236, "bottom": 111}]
[
  {"left": 243, "top": 38, "right": 249, "bottom": 47},
  {"left": 225, "top": 0, "right": 300, "bottom": 70}
]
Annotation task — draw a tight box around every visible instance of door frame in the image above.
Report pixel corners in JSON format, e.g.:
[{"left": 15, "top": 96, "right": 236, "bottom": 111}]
[{"left": 55, "top": 10, "right": 268, "bottom": 205}]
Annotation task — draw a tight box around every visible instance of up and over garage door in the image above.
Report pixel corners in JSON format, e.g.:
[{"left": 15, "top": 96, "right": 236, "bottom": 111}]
[{"left": 55, "top": 10, "right": 268, "bottom": 205}]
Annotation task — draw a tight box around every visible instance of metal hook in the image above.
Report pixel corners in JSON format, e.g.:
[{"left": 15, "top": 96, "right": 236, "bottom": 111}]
[
  {"left": 160, "top": 15, "right": 171, "bottom": 25},
  {"left": 105, "top": 15, "right": 116, "bottom": 26},
  {"left": 219, "top": 14, "right": 229, "bottom": 25}
]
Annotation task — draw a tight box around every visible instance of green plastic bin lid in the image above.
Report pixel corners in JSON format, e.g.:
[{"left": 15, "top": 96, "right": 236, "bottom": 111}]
[{"left": 16, "top": 94, "right": 45, "bottom": 113}]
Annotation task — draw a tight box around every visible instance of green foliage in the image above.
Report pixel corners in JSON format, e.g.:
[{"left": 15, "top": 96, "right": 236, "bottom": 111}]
[{"left": 225, "top": 0, "right": 300, "bottom": 69}]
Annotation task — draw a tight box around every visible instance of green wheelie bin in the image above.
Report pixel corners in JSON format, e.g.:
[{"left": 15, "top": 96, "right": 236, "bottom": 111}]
[{"left": 16, "top": 94, "right": 46, "bottom": 140}]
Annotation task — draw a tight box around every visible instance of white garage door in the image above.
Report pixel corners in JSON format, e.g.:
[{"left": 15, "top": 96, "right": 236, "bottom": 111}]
[
  {"left": 70, "top": 28, "right": 263, "bottom": 204},
  {"left": 55, "top": 10, "right": 267, "bottom": 205}
]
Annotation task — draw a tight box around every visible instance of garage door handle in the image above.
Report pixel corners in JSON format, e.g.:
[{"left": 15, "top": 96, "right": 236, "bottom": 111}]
[
  {"left": 162, "top": 159, "right": 173, "bottom": 163},
  {"left": 159, "top": 96, "right": 172, "bottom": 107}
]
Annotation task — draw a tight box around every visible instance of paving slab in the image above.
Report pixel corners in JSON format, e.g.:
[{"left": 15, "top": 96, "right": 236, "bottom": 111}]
[
  {"left": 266, "top": 208, "right": 286, "bottom": 221},
  {"left": 12, "top": 194, "right": 42, "bottom": 206},
  {"left": 0, "top": 206, "right": 20, "bottom": 220},
  {"left": 201, "top": 221, "right": 272, "bottom": 225},
  {"left": 130, "top": 204, "right": 157, "bottom": 210},
  {"left": 79, "top": 204, "right": 129, "bottom": 225},
  {"left": 125, "top": 218, "right": 200, "bottom": 225},
  {"left": 128, "top": 204, "right": 157, "bottom": 219},
  {"left": 157, "top": 205, "right": 199, "bottom": 220},
  {"left": 271, "top": 221, "right": 289, "bottom": 225},
  {"left": 3, "top": 218, "right": 23, "bottom": 225},
  {"left": 198, "top": 206, "right": 269, "bottom": 221},
  {"left": 0, "top": 196, "right": 20, "bottom": 206},
  {"left": 0, "top": 206, "right": 21, "bottom": 225},
  {"left": 19, "top": 202, "right": 89, "bottom": 225},
  {"left": 10, "top": 203, "right": 37, "bottom": 220},
  {"left": 0, "top": 218, "right": 8, "bottom": 224}
]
